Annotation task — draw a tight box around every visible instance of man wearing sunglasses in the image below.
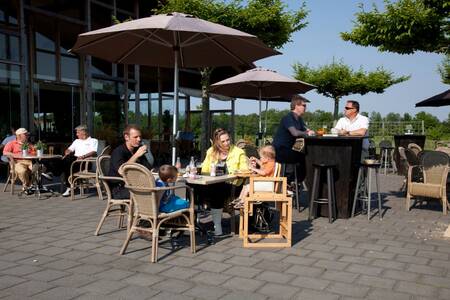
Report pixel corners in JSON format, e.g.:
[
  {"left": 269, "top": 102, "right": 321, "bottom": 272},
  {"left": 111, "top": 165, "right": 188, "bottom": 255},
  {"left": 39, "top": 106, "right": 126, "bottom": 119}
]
[{"left": 333, "top": 100, "right": 369, "bottom": 155}]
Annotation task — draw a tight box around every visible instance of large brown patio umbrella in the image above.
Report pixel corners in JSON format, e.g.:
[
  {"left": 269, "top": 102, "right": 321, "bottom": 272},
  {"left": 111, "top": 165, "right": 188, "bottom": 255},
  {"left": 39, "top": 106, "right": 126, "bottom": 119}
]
[
  {"left": 210, "top": 67, "right": 315, "bottom": 138},
  {"left": 70, "top": 12, "right": 279, "bottom": 163},
  {"left": 415, "top": 89, "right": 450, "bottom": 107}
]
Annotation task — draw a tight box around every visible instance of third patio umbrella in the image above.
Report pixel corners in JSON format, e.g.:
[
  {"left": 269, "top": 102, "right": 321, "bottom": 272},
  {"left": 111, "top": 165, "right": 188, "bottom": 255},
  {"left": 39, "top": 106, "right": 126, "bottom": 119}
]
[
  {"left": 415, "top": 89, "right": 450, "bottom": 107},
  {"left": 210, "top": 67, "right": 316, "bottom": 139},
  {"left": 71, "top": 12, "right": 279, "bottom": 163}
]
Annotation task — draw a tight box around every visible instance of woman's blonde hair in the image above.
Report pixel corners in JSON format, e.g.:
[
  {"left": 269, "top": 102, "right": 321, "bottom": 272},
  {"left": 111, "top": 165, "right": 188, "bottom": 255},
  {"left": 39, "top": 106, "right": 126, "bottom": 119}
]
[
  {"left": 259, "top": 145, "right": 276, "bottom": 160},
  {"left": 211, "top": 128, "right": 230, "bottom": 160}
]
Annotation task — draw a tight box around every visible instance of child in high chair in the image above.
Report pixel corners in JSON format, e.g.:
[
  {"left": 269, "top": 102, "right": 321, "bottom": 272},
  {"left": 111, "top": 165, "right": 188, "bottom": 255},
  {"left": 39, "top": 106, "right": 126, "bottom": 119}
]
[
  {"left": 156, "top": 165, "right": 190, "bottom": 213},
  {"left": 233, "top": 145, "right": 276, "bottom": 208}
]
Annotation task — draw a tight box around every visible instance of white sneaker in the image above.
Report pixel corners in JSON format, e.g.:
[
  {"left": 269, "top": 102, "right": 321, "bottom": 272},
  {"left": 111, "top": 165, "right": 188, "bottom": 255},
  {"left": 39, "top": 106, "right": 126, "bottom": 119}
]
[{"left": 62, "top": 187, "right": 71, "bottom": 197}]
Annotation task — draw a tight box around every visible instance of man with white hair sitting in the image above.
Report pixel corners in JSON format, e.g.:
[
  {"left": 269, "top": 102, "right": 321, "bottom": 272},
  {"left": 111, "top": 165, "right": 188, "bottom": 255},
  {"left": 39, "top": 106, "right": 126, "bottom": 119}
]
[{"left": 61, "top": 125, "right": 98, "bottom": 197}]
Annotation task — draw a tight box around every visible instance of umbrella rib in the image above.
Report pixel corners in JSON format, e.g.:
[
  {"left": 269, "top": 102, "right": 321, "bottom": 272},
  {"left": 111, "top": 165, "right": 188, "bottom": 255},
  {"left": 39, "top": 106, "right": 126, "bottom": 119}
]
[
  {"left": 71, "top": 31, "right": 128, "bottom": 52},
  {"left": 201, "top": 33, "right": 248, "bottom": 66},
  {"left": 117, "top": 29, "right": 171, "bottom": 63}
]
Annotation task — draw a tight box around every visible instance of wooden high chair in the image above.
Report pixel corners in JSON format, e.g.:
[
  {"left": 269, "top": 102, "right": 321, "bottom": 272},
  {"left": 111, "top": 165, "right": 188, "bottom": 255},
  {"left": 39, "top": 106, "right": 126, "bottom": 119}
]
[{"left": 240, "top": 174, "right": 292, "bottom": 248}]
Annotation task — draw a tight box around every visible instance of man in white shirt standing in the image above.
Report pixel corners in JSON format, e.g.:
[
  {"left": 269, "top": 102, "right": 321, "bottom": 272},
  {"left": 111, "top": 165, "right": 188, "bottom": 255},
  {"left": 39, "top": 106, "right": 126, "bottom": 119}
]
[
  {"left": 333, "top": 100, "right": 370, "bottom": 157},
  {"left": 0, "top": 127, "right": 16, "bottom": 163},
  {"left": 61, "top": 124, "right": 98, "bottom": 196}
]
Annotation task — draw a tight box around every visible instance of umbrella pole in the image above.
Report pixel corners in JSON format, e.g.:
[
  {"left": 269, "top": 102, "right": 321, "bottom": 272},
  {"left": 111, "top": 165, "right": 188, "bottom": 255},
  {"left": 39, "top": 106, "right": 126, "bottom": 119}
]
[
  {"left": 258, "top": 88, "right": 262, "bottom": 146},
  {"left": 172, "top": 49, "right": 179, "bottom": 165},
  {"left": 264, "top": 100, "right": 268, "bottom": 134}
]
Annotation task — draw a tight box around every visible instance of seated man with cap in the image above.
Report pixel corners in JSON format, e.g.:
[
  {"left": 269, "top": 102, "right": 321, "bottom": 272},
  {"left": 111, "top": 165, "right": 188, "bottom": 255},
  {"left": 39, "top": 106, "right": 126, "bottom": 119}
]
[
  {"left": 3, "top": 128, "right": 35, "bottom": 194},
  {"left": 61, "top": 124, "right": 98, "bottom": 197}
]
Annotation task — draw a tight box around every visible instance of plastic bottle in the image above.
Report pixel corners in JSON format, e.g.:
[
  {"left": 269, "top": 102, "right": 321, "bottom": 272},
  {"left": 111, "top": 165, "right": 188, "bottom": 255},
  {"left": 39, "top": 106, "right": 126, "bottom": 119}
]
[
  {"left": 175, "top": 157, "right": 181, "bottom": 170},
  {"left": 210, "top": 162, "right": 216, "bottom": 177},
  {"left": 189, "top": 156, "right": 196, "bottom": 176}
]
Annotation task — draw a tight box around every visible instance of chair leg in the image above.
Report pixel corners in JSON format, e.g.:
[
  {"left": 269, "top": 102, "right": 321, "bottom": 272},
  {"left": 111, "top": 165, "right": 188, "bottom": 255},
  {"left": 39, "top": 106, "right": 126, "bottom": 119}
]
[
  {"left": 120, "top": 218, "right": 139, "bottom": 255},
  {"left": 94, "top": 203, "right": 111, "bottom": 236},
  {"left": 152, "top": 225, "right": 160, "bottom": 263},
  {"left": 327, "top": 168, "right": 333, "bottom": 223},
  {"left": 96, "top": 181, "right": 103, "bottom": 201},
  {"left": 367, "top": 168, "right": 372, "bottom": 220},
  {"left": 294, "top": 166, "right": 300, "bottom": 211},
  {"left": 3, "top": 173, "right": 10, "bottom": 192},
  {"left": 352, "top": 167, "right": 362, "bottom": 218},
  {"left": 309, "top": 167, "right": 319, "bottom": 221},
  {"left": 375, "top": 168, "right": 382, "bottom": 220},
  {"left": 443, "top": 195, "right": 447, "bottom": 215}
]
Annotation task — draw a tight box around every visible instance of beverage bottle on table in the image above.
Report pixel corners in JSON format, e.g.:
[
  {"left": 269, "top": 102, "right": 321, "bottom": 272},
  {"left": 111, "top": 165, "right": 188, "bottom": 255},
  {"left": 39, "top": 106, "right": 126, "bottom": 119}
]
[
  {"left": 189, "top": 156, "right": 196, "bottom": 176},
  {"left": 175, "top": 156, "right": 181, "bottom": 170},
  {"left": 210, "top": 162, "right": 216, "bottom": 176}
]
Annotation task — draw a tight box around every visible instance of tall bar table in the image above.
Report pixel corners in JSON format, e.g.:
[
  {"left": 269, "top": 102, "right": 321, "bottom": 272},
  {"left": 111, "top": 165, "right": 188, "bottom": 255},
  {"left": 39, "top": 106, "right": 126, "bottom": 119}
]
[{"left": 304, "top": 136, "right": 364, "bottom": 218}]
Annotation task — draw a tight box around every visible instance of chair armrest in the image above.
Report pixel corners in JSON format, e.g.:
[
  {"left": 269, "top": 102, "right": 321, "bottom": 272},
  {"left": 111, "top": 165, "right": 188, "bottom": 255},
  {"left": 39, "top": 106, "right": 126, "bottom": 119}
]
[{"left": 99, "top": 175, "right": 125, "bottom": 183}]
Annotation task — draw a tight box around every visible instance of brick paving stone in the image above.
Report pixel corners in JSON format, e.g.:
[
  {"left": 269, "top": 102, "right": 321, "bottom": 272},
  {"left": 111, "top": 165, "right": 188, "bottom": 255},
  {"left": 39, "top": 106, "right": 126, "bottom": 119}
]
[
  {"left": 223, "top": 265, "right": 261, "bottom": 278},
  {"left": 165, "top": 257, "right": 202, "bottom": 268},
  {"left": 191, "top": 271, "right": 231, "bottom": 285},
  {"left": 295, "top": 289, "right": 340, "bottom": 300},
  {"left": 366, "top": 288, "right": 413, "bottom": 300},
  {"left": 110, "top": 285, "right": 160, "bottom": 300},
  {"left": 67, "top": 264, "right": 110, "bottom": 275},
  {"left": 308, "top": 251, "right": 341, "bottom": 261},
  {"left": 225, "top": 247, "right": 258, "bottom": 257},
  {"left": 327, "top": 239, "right": 356, "bottom": 248},
  {"left": 255, "top": 270, "right": 294, "bottom": 284},
  {"left": 193, "top": 260, "right": 231, "bottom": 273},
  {"left": 290, "top": 275, "right": 331, "bottom": 290},
  {"left": 0, "top": 252, "right": 35, "bottom": 262},
  {"left": 285, "top": 265, "right": 325, "bottom": 277},
  {"left": 326, "top": 282, "right": 370, "bottom": 298},
  {"left": 222, "top": 277, "right": 265, "bottom": 292},
  {"left": 50, "top": 274, "right": 95, "bottom": 288},
  {"left": 253, "top": 259, "right": 291, "bottom": 272},
  {"left": 183, "top": 285, "right": 227, "bottom": 299},
  {"left": 196, "top": 252, "right": 232, "bottom": 262},
  {"left": 439, "top": 288, "right": 450, "bottom": 300},
  {"left": 252, "top": 251, "right": 287, "bottom": 261},
  {"left": 1, "top": 265, "right": 43, "bottom": 276},
  {"left": 257, "top": 282, "right": 300, "bottom": 299},
  {"left": 224, "top": 255, "right": 261, "bottom": 267},
  {"left": 92, "top": 268, "right": 134, "bottom": 281},
  {"left": 81, "top": 279, "right": 128, "bottom": 295},
  {"left": 313, "top": 259, "right": 349, "bottom": 271},
  {"left": 338, "top": 255, "right": 372, "bottom": 265},
  {"left": 1, "top": 280, "right": 54, "bottom": 297},
  {"left": 56, "top": 250, "right": 93, "bottom": 261},
  {"left": 371, "top": 259, "right": 406, "bottom": 270},
  {"left": 419, "top": 275, "right": 450, "bottom": 288},
  {"left": 356, "top": 274, "right": 395, "bottom": 289},
  {"left": 0, "top": 261, "right": 17, "bottom": 271},
  {"left": 152, "top": 278, "right": 194, "bottom": 294},
  {"left": 395, "top": 254, "right": 430, "bottom": 265},
  {"left": 355, "top": 242, "right": 385, "bottom": 252},
  {"left": 32, "top": 286, "right": 83, "bottom": 300},
  {"left": 160, "top": 266, "right": 201, "bottom": 280},
  {"left": 220, "top": 290, "right": 267, "bottom": 300},
  {"left": 281, "top": 255, "right": 317, "bottom": 266},
  {"left": 124, "top": 273, "right": 163, "bottom": 287},
  {"left": 25, "top": 269, "right": 69, "bottom": 282},
  {"left": 0, "top": 275, "right": 26, "bottom": 290},
  {"left": 42, "top": 259, "right": 80, "bottom": 271},
  {"left": 406, "top": 263, "right": 445, "bottom": 276},
  {"left": 363, "top": 250, "right": 396, "bottom": 260},
  {"left": 394, "top": 281, "right": 437, "bottom": 297},
  {"left": 321, "top": 270, "right": 359, "bottom": 283},
  {"left": 416, "top": 250, "right": 449, "bottom": 260},
  {"left": 346, "top": 263, "right": 383, "bottom": 276}
]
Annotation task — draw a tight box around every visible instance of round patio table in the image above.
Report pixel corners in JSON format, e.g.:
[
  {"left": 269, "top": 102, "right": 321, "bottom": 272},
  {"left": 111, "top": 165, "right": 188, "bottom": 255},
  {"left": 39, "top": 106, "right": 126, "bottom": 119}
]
[{"left": 12, "top": 153, "right": 62, "bottom": 199}]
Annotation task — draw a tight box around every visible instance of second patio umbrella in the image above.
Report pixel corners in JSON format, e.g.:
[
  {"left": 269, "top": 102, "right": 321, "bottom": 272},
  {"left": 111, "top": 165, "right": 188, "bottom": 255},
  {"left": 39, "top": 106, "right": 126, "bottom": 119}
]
[
  {"left": 71, "top": 12, "right": 279, "bottom": 163},
  {"left": 210, "top": 67, "right": 316, "bottom": 138},
  {"left": 415, "top": 89, "right": 450, "bottom": 107}
]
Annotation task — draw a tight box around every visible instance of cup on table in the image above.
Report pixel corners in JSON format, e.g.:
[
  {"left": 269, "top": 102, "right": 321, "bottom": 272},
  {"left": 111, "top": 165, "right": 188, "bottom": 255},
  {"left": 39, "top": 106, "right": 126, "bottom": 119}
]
[
  {"left": 196, "top": 163, "right": 202, "bottom": 174},
  {"left": 48, "top": 146, "right": 54, "bottom": 155},
  {"left": 331, "top": 128, "right": 338, "bottom": 135}
]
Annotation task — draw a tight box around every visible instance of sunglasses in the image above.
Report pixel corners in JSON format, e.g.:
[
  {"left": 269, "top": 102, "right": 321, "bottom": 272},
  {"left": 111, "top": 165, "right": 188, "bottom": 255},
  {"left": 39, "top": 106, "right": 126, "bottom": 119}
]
[{"left": 344, "top": 106, "right": 355, "bottom": 110}]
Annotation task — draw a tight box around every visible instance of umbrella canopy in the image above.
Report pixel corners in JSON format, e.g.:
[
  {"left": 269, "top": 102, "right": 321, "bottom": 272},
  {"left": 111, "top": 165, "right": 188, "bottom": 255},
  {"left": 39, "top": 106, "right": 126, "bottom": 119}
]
[
  {"left": 71, "top": 12, "right": 279, "bottom": 163},
  {"left": 415, "top": 89, "right": 450, "bottom": 107},
  {"left": 210, "top": 67, "right": 315, "bottom": 137}
]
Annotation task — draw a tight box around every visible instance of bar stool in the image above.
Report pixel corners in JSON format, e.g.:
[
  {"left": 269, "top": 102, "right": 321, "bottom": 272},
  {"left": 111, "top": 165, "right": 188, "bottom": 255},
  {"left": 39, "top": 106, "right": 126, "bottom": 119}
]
[
  {"left": 280, "top": 163, "right": 300, "bottom": 211},
  {"left": 308, "top": 163, "right": 336, "bottom": 223},
  {"left": 379, "top": 140, "right": 395, "bottom": 175},
  {"left": 351, "top": 161, "right": 382, "bottom": 220}
]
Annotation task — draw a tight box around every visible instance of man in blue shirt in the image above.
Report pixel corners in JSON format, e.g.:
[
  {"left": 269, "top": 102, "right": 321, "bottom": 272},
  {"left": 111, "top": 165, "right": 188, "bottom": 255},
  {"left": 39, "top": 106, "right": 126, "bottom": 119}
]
[{"left": 273, "top": 95, "right": 314, "bottom": 181}]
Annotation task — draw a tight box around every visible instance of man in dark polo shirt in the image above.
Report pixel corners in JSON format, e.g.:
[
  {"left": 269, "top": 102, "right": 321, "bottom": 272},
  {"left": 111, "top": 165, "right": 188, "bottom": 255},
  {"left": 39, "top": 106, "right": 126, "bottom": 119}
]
[
  {"left": 108, "top": 124, "right": 152, "bottom": 199},
  {"left": 273, "top": 95, "right": 314, "bottom": 181}
]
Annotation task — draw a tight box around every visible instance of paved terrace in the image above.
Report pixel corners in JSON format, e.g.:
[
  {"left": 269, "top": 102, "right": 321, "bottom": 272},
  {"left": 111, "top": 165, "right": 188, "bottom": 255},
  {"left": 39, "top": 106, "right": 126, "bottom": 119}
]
[{"left": 0, "top": 174, "right": 450, "bottom": 300}]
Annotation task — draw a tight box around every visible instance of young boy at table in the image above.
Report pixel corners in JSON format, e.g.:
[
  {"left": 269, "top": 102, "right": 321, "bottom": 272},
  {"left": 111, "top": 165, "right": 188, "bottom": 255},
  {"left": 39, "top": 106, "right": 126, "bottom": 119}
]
[
  {"left": 156, "top": 165, "right": 190, "bottom": 213},
  {"left": 233, "top": 145, "right": 276, "bottom": 208}
]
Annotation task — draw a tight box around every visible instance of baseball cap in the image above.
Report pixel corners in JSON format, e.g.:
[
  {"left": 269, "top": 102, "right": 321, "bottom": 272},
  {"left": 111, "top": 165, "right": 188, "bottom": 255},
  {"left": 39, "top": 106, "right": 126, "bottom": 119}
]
[{"left": 15, "top": 128, "right": 28, "bottom": 135}]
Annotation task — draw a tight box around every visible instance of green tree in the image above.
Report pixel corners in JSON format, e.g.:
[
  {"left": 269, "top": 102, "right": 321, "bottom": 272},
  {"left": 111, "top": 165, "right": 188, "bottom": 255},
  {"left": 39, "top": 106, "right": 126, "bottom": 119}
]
[
  {"left": 384, "top": 112, "right": 402, "bottom": 122},
  {"left": 438, "top": 54, "right": 450, "bottom": 84},
  {"left": 293, "top": 60, "right": 409, "bottom": 119},
  {"left": 156, "top": 0, "right": 308, "bottom": 156},
  {"left": 402, "top": 113, "right": 413, "bottom": 122},
  {"left": 370, "top": 111, "right": 382, "bottom": 122},
  {"left": 341, "top": 0, "right": 450, "bottom": 83}
]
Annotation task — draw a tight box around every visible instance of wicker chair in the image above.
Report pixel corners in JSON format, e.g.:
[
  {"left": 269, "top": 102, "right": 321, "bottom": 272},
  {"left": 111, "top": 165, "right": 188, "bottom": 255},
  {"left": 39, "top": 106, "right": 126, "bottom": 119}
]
[
  {"left": 94, "top": 155, "right": 132, "bottom": 235},
  {"left": 406, "top": 151, "right": 449, "bottom": 215},
  {"left": 119, "top": 163, "right": 196, "bottom": 263},
  {"left": 408, "top": 143, "right": 422, "bottom": 156},
  {"left": 2, "top": 157, "right": 18, "bottom": 195},
  {"left": 68, "top": 145, "right": 111, "bottom": 200}
]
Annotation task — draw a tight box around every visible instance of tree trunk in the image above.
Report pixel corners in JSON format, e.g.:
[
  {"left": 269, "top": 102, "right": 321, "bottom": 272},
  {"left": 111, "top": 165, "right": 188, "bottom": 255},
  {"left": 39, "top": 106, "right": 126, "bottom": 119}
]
[
  {"left": 200, "top": 67, "right": 212, "bottom": 159},
  {"left": 333, "top": 97, "right": 340, "bottom": 121}
]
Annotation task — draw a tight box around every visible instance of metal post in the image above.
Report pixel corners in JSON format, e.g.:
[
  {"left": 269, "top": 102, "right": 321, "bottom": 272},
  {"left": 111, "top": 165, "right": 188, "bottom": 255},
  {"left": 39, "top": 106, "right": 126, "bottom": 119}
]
[{"left": 172, "top": 48, "right": 179, "bottom": 165}]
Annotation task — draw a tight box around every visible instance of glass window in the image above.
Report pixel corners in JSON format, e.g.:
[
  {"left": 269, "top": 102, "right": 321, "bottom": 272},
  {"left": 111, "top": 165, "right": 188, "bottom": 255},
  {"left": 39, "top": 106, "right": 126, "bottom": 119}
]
[
  {"left": 91, "top": 3, "right": 112, "bottom": 30},
  {"left": 35, "top": 32, "right": 55, "bottom": 51},
  {"left": 9, "top": 35, "right": 19, "bottom": 61},
  {"left": 61, "top": 56, "right": 79, "bottom": 83},
  {"left": 28, "top": 0, "right": 85, "bottom": 20},
  {"left": 36, "top": 51, "right": 56, "bottom": 80},
  {"left": 92, "top": 57, "right": 112, "bottom": 76},
  {"left": 0, "top": 34, "right": 6, "bottom": 60},
  {"left": 0, "top": 1, "right": 18, "bottom": 26},
  {"left": 0, "top": 63, "right": 20, "bottom": 85}
]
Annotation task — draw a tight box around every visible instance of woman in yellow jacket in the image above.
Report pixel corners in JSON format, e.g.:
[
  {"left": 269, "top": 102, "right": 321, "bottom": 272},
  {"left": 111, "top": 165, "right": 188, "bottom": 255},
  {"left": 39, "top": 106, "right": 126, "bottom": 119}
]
[{"left": 199, "top": 128, "right": 248, "bottom": 236}]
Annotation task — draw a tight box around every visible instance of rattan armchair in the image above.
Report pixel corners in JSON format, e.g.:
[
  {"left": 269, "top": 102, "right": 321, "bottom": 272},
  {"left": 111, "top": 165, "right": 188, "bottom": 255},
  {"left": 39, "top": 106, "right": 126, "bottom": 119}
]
[
  {"left": 119, "top": 163, "right": 195, "bottom": 263},
  {"left": 68, "top": 145, "right": 111, "bottom": 200},
  {"left": 2, "top": 157, "right": 18, "bottom": 194},
  {"left": 94, "top": 155, "right": 133, "bottom": 235},
  {"left": 406, "top": 151, "right": 449, "bottom": 215}
]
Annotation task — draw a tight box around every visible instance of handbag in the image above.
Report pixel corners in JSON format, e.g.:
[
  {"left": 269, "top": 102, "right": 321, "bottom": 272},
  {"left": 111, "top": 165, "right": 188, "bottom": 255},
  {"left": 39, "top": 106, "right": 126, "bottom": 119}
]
[
  {"left": 292, "top": 138, "right": 305, "bottom": 153},
  {"left": 250, "top": 203, "right": 274, "bottom": 233}
]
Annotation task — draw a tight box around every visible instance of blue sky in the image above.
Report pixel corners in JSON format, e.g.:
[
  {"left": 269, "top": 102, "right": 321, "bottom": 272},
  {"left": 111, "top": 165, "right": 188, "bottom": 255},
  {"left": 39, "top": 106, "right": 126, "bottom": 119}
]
[{"left": 200, "top": 0, "right": 449, "bottom": 120}]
